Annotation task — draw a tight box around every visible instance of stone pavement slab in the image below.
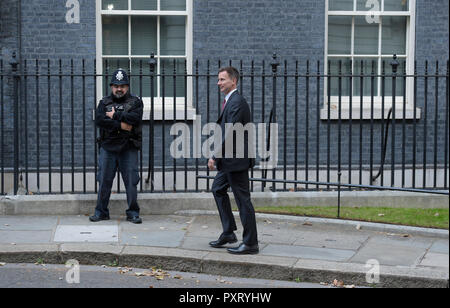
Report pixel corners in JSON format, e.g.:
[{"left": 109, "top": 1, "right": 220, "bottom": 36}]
[
  {"left": 261, "top": 244, "right": 356, "bottom": 262},
  {"left": 349, "top": 241, "right": 428, "bottom": 267},
  {"left": 120, "top": 230, "right": 186, "bottom": 247},
  {"left": 0, "top": 216, "right": 57, "bottom": 231},
  {"left": 0, "top": 231, "right": 54, "bottom": 244},
  {"left": 419, "top": 252, "right": 449, "bottom": 268}
]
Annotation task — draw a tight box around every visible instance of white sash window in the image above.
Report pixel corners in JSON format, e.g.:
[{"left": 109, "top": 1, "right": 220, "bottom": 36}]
[
  {"left": 96, "top": 0, "right": 194, "bottom": 120},
  {"left": 323, "top": 0, "right": 419, "bottom": 119}
]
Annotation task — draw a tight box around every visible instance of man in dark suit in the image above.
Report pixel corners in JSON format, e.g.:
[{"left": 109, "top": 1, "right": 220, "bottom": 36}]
[{"left": 208, "top": 66, "right": 259, "bottom": 255}]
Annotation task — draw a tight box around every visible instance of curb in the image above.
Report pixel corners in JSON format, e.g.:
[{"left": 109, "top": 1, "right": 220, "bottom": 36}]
[{"left": 0, "top": 244, "right": 447, "bottom": 288}]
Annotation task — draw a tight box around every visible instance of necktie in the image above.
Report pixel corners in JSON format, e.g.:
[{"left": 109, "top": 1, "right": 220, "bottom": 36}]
[{"left": 221, "top": 99, "right": 226, "bottom": 111}]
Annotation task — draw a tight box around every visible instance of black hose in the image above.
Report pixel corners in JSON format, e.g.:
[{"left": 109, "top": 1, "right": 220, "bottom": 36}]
[{"left": 371, "top": 107, "right": 393, "bottom": 184}]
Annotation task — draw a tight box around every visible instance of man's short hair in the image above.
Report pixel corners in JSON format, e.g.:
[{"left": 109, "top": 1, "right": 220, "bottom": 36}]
[{"left": 219, "top": 66, "right": 240, "bottom": 84}]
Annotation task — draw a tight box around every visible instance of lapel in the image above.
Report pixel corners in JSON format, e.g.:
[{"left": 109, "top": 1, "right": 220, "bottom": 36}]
[{"left": 217, "top": 90, "right": 238, "bottom": 123}]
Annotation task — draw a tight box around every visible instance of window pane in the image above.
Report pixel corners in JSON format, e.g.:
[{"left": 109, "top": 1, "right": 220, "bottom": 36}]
[
  {"left": 102, "top": 16, "right": 128, "bottom": 56},
  {"left": 102, "top": 0, "right": 128, "bottom": 10},
  {"left": 384, "top": 0, "right": 409, "bottom": 11},
  {"left": 131, "top": 0, "right": 157, "bottom": 10},
  {"left": 160, "top": 16, "right": 186, "bottom": 56},
  {"left": 102, "top": 58, "right": 130, "bottom": 96},
  {"left": 328, "top": 16, "right": 352, "bottom": 55},
  {"left": 381, "top": 16, "right": 406, "bottom": 55},
  {"left": 161, "top": 0, "right": 186, "bottom": 11},
  {"left": 356, "top": 0, "right": 381, "bottom": 11},
  {"left": 328, "top": 58, "right": 352, "bottom": 97},
  {"left": 354, "top": 58, "right": 379, "bottom": 96},
  {"left": 328, "top": 0, "right": 353, "bottom": 11},
  {"left": 130, "top": 59, "right": 153, "bottom": 97},
  {"left": 131, "top": 16, "right": 157, "bottom": 55},
  {"left": 160, "top": 59, "right": 186, "bottom": 98},
  {"left": 354, "top": 16, "right": 379, "bottom": 55}
]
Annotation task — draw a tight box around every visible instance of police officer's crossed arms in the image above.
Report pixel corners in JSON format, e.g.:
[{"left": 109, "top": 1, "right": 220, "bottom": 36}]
[{"left": 90, "top": 69, "right": 144, "bottom": 224}]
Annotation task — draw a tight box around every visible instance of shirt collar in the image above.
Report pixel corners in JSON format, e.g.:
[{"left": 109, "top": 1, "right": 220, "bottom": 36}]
[{"left": 225, "top": 88, "right": 238, "bottom": 102}]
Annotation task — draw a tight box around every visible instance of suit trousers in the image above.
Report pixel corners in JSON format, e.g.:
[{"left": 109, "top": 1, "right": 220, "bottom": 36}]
[{"left": 212, "top": 170, "right": 258, "bottom": 246}]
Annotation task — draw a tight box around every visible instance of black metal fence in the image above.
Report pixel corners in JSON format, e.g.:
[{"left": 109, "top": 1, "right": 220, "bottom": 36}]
[{"left": 0, "top": 52, "right": 449, "bottom": 196}]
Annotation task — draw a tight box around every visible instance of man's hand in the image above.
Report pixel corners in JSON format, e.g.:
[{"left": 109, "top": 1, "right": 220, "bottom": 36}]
[
  {"left": 208, "top": 158, "right": 216, "bottom": 171},
  {"left": 121, "top": 122, "right": 133, "bottom": 132},
  {"left": 106, "top": 109, "right": 115, "bottom": 119}
]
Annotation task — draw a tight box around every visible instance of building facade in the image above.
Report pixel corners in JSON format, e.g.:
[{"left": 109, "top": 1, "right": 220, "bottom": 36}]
[{"left": 0, "top": 0, "right": 449, "bottom": 194}]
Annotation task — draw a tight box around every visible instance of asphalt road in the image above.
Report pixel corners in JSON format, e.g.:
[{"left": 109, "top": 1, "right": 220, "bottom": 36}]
[{"left": 0, "top": 263, "right": 330, "bottom": 289}]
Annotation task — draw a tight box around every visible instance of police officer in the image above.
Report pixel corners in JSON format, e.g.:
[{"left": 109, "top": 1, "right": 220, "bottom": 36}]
[{"left": 90, "top": 69, "right": 144, "bottom": 224}]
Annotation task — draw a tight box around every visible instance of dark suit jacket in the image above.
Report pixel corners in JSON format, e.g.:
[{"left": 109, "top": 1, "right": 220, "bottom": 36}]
[{"left": 214, "top": 91, "right": 256, "bottom": 173}]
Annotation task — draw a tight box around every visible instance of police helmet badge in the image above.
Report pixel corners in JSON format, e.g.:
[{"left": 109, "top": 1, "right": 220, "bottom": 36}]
[
  {"left": 110, "top": 69, "right": 130, "bottom": 86},
  {"left": 116, "top": 71, "right": 124, "bottom": 81}
]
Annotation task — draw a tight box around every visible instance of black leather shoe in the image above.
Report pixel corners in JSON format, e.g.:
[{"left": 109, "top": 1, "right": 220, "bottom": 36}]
[
  {"left": 89, "top": 215, "right": 110, "bottom": 222},
  {"left": 209, "top": 233, "right": 238, "bottom": 248},
  {"left": 227, "top": 243, "right": 259, "bottom": 255},
  {"left": 127, "top": 216, "right": 142, "bottom": 224}
]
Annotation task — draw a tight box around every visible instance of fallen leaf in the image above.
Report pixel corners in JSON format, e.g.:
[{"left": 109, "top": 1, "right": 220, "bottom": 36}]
[
  {"left": 333, "top": 279, "right": 345, "bottom": 287},
  {"left": 302, "top": 222, "right": 313, "bottom": 226},
  {"left": 173, "top": 274, "right": 183, "bottom": 280},
  {"left": 118, "top": 267, "right": 133, "bottom": 274}
]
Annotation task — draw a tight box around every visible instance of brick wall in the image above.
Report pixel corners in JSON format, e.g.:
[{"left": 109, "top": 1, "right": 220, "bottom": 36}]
[{"left": 0, "top": 0, "right": 448, "bottom": 191}]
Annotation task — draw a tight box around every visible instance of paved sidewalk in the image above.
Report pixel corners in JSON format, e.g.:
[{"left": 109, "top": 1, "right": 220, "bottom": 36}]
[{"left": 0, "top": 212, "right": 448, "bottom": 288}]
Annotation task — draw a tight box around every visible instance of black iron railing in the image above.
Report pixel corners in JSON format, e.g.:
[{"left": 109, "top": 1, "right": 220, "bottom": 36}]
[{"left": 0, "top": 53, "right": 448, "bottom": 196}]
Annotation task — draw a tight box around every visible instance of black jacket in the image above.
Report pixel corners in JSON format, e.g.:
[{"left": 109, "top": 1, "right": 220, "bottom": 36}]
[
  {"left": 96, "top": 92, "right": 143, "bottom": 153},
  {"left": 214, "top": 91, "right": 256, "bottom": 173}
]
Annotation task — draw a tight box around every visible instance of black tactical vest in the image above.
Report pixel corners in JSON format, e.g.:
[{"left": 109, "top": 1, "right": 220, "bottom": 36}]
[{"left": 99, "top": 94, "right": 143, "bottom": 151}]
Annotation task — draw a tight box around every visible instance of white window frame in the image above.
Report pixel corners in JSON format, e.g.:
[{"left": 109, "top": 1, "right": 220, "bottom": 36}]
[
  {"left": 95, "top": 0, "right": 195, "bottom": 120},
  {"left": 322, "top": 0, "right": 420, "bottom": 120}
]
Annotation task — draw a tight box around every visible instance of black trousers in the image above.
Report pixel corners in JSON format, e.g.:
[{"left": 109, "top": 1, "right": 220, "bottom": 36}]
[{"left": 212, "top": 170, "right": 258, "bottom": 246}]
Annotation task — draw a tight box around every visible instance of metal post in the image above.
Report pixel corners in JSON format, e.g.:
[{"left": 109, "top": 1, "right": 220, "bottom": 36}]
[
  {"left": 270, "top": 53, "right": 279, "bottom": 192},
  {"left": 390, "top": 55, "right": 399, "bottom": 187},
  {"left": 10, "top": 52, "right": 20, "bottom": 195},
  {"left": 337, "top": 171, "right": 342, "bottom": 218},
  {"left": 146, "top": 53, "right": 157, "bottom": 190}
]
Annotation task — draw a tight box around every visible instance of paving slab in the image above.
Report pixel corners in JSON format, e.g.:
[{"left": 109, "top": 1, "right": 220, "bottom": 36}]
[
  {"left": 349, "top": 241, "right": 427, "bottom": 267},
  {"left": 0, "top": 216, "right": 57, "bottom": 231},
  {"left": 429, "top": 239, "right": 449, "bottom": 254},
  {"left": 291, "top": 230, "right": 369, "bottom": 250},
  {"left": 419, "top": 252, "right": 449, "bottom": 268},
  {"left": 120, "top": 230, "right": 186, "bottom": 247},
  {"left": 261, "top": 244, "right": 356, "bottom": 262},
  {"left": 0, "top": 231, "right": 53, "bottom": 244}
]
